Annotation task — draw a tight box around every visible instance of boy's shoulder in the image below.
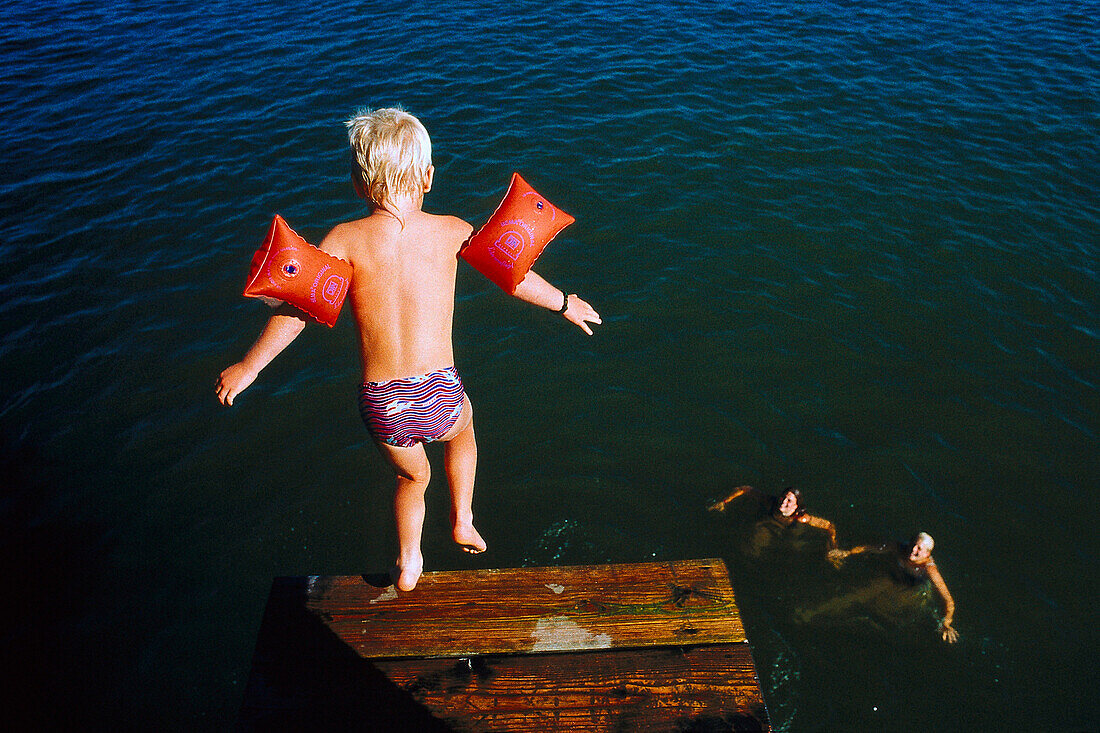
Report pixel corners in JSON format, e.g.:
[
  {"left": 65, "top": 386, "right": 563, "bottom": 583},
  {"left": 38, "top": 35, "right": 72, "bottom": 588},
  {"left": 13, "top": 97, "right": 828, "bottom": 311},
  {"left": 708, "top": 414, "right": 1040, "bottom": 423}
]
[
  {"left": 320, "top": 212, "right": 472, "bottom": 259},
  {"left": 318, "top": 218, "right": 371, "bottom": 259},
  {"left": 427, "top": 211, "right": 474, "bottom": 239},
  {"left": 416, "top": 211, "right": 474, "bottom": 253}
]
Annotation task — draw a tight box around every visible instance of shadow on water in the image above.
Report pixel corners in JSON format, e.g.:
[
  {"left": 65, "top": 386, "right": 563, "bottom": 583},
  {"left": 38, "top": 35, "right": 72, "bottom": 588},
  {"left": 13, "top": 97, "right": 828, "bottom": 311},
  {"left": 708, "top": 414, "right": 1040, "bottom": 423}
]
[
  {"left": 238, "top": 576, "right": 451, "bottom": 732},
  {"left": 0, "top": 431, "right": 119, "bottom": 729}
]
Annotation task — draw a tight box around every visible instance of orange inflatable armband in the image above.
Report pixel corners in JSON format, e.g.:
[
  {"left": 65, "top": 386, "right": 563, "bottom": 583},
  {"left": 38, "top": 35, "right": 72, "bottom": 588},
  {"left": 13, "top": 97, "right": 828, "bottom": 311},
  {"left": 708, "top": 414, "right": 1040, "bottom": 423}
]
[
  {"left": 460, "top": 172, "right": 575, "bottom": 294},
  {"left": 243, "top": 215, "right": 352, "bottom": 327}
]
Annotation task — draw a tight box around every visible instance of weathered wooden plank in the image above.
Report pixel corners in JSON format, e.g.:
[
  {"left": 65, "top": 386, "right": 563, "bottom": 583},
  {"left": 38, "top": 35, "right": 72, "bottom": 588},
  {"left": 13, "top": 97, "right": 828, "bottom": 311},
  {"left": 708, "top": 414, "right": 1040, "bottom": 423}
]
[
  {"left": 305, "top": 558, "right": 745, "bottom": 659},
  {"left": 241, "top": 561, "right": 769, "bottom": 730},
  {"left": 373, "top": 644, "right": 768, "bottom": 732}
]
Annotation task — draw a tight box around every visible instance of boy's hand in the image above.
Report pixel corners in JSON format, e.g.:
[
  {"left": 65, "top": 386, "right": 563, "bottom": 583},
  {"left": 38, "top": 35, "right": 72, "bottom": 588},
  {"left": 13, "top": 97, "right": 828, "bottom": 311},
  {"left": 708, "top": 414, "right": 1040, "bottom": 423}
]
[
  {"left": 563, "top": 295, "right": 601, "bottom": 335},
  {"left": 216, "top": 362, "right": 258, "bottom": 406}
]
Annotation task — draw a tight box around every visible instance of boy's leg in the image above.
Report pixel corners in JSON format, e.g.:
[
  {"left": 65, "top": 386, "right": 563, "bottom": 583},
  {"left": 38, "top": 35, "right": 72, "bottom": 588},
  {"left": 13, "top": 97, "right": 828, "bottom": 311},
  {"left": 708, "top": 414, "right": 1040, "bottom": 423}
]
[
  {"left": 375, "top": 441, "right": 432, "bottom": 591},
  {"left": 442, "top": 396, "right": 485, "bottom": 553}
]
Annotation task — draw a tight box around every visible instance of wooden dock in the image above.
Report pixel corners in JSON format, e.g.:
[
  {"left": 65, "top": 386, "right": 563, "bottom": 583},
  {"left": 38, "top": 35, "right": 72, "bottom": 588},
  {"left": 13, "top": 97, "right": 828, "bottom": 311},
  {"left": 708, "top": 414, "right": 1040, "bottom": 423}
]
[{"left": 239, "top": 558, "right": 769, "bottom": 731}]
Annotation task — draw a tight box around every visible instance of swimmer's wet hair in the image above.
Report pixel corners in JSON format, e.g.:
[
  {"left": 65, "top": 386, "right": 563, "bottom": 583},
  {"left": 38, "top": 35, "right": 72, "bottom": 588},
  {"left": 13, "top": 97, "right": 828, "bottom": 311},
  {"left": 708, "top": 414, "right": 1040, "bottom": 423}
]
[
  {"left": 783, "top": 487, "right": 803, "bottom": 509},
  {"left": 914, "top": 532, "right": 935, "bottom": 551},
  {"left": 346, "top": 107, "right": 432, "bottom": 211}
]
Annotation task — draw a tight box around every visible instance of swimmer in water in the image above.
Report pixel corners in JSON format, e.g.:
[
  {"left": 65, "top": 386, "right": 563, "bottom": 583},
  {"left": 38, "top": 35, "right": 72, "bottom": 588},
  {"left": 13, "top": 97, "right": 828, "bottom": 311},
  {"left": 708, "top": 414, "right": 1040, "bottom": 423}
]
[
  {"left": 708, "top": 485, "right": 840, "bottom": 556},
  {"left": 821, "top": 532, "right": 958, "bottom": 643}
]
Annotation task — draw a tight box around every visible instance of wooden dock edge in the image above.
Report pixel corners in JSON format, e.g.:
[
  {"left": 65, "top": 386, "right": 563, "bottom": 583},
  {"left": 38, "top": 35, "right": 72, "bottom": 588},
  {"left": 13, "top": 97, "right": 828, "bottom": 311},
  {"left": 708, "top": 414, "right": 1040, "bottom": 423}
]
[{"left": 239, "top": 559, "right": 770, "bottom": 731}]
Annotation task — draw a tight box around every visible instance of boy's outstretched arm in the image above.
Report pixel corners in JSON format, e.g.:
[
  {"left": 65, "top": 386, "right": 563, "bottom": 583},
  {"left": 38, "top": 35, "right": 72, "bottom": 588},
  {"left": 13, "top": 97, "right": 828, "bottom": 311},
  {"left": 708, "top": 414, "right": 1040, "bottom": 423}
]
[
  {"left": 512, "top": 270, "right": 601, "bottom": 335},
  {"left": 216, "top": 306, "right": 307, "bottom": 406}
]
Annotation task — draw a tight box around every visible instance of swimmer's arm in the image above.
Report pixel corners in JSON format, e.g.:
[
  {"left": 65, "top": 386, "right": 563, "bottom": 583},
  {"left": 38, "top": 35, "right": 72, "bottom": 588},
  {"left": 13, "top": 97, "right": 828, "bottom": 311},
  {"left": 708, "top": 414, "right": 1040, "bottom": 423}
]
[
  {"left": 851, "top": 543, "right": 891, "bottom": 555},
  {"left": 800, "top": 513, "right": 839, "bottom": 549},
  {"left": 512, "top": 270, "right": 602, "bottom": 335},
  {"left": 708, "top": 485, "right": 758, "bottom": 512},
  {"left": 217, "top": 306, "right": 307, "bottom": 406},
  {"left": 926, "top": 562, "right": 959, "bottom": 643},
  {"left": 829, "top": 541, "right": 891, "bottom": 565}
]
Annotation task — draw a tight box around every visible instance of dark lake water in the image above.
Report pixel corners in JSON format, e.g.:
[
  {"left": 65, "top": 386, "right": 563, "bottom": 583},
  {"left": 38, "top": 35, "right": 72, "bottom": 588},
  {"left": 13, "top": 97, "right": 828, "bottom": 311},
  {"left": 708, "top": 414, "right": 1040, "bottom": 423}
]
[{"left": 2, "top": 0, "right": 1097, "bottom": 729}]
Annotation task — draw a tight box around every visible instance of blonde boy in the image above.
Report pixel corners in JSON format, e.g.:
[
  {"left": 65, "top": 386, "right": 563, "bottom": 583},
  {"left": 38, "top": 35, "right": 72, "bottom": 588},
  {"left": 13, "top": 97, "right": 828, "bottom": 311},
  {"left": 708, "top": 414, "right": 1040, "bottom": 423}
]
[{"left": 217, "top": 108, "right": 600, "bottom": 591}]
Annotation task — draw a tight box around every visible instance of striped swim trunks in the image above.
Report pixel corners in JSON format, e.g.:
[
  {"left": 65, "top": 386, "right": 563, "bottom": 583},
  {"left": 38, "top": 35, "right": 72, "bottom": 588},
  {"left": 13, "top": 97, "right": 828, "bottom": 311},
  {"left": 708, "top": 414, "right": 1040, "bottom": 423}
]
[{"left": 358, "top": 366, "right": 466, "bottom": 448}]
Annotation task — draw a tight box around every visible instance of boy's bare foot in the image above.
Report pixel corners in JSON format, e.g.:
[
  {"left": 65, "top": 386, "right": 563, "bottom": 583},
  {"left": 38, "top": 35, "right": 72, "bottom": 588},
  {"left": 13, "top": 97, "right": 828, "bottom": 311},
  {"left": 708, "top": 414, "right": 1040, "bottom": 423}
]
[
  {"left": 453, "top": 521, "right": 486, "bottom": 554},
  {"left": 393, "top": 554, "right": 423, "bottom": 592}
]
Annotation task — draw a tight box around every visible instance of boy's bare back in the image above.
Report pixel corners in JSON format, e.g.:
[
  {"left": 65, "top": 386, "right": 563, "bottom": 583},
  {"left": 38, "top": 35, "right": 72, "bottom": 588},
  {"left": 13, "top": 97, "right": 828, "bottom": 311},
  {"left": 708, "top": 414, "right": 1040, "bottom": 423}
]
[
  {"left": 321, "top": 209, "right": 473, "bottom": 384},
  {"left": 217, "top": 106, "right": 600, "bottom": 592}
]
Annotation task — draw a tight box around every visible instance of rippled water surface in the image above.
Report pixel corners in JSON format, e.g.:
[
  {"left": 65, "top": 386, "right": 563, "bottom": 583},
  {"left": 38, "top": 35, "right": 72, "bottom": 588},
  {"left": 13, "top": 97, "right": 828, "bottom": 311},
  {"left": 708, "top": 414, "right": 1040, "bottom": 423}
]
[{"left": 2, "top": 0, "right": 1097, "bottom": 729}]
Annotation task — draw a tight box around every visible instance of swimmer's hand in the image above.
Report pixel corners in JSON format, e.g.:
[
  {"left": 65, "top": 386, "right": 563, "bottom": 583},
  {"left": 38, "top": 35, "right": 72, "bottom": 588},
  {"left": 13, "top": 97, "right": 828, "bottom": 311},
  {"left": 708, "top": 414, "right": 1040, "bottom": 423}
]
[
  {"left": 708, "top": 486, "right": 753, "bottom": 512},
  {"left": 216, "top": 362, "right": 258, "bottom": 406},
  {"left": 939, "top": 620, "right": 959, "bottom": 644},
  {"left": 563, "top": 294, "right": 601, "bottom": 336},
  {"left": 827, "top": 548, "right": 850, "bottom": 568}
]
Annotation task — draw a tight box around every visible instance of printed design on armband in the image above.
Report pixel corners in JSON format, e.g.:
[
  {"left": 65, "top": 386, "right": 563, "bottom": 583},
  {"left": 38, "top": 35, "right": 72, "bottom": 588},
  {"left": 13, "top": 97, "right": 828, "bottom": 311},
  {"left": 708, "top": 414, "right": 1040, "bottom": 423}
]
[
  {"left": 322, "top": 274, "right": 348, "bottom": 304},
  {"left": 459, "top": 173, "right": 575, "bottom": 294},
  {"left": 243, "top": 214, "right": 353, "bottom": 327}
]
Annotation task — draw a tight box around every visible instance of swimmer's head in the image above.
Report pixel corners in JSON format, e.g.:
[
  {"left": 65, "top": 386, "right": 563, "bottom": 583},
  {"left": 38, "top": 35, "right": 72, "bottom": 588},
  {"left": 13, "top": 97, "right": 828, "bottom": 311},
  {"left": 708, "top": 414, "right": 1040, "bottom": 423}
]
[
  {"left": 778, "top": 487, "right": 803, "bottom": 517},
  {"left": 346, "top": 107, "right": 433, "bottom": 212},
  {"left": 909, "top": 532, "right": 934, "bottom": 562}
]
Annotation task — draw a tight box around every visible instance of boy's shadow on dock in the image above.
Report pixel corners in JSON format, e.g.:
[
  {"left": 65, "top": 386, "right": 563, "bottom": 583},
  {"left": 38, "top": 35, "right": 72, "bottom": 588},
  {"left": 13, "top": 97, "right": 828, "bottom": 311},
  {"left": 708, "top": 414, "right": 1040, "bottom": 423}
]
[{"left": 238, "top": 576, "right": 451, "bottom": 732}]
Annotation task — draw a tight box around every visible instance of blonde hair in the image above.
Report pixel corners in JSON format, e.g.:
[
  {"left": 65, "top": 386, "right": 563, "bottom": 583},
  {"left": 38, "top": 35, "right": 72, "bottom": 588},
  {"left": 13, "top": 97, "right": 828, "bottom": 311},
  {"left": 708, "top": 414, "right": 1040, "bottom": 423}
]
[
  {"left": 914, "top": 532, "right": 935, "bottom": 551},
  {"left": 345, "top": 107, "right": 432, "bottom": 211}
]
